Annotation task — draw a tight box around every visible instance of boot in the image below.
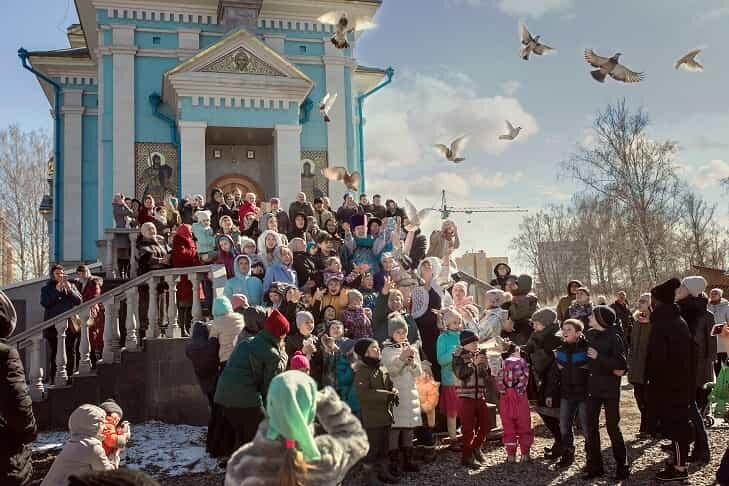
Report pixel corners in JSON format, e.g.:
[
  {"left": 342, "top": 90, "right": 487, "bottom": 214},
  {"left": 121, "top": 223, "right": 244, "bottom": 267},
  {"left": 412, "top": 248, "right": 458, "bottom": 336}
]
[
  {"left": 473, "top": 447, "right": 487, "bottom": 465},
  {"left": 363, "top": 464, "right": 385, "bottom": 486},
  {"left": 555, "top": 447, "right": 574, "bottom": 469},
  {"left": 615, "top": 464, "right": 630, "bottom": 480},
  {"left": 421, "top": 446, "right": 437, "bottom": 464},
  {"left": 387, "top": 451, "right": 403, "bottom": 479},
  {"left": 545, "top": 443, "right": 563, "bottom": 460},
  {"left": 376, "top": 462, "right": 399, "bottom": 484},
  {"left": 402, "top": 448, "right": 420, "bottom": 473}
]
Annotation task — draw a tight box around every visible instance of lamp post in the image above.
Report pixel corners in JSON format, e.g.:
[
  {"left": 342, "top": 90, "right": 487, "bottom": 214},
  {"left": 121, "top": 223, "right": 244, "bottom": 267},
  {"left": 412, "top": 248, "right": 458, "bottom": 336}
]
[{"left": 39, "top": 157, "right": 54, "bottom": 267}]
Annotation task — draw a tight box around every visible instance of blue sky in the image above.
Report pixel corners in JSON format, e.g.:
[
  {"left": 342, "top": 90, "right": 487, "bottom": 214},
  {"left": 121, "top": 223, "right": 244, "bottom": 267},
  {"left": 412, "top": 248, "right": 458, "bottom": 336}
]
[{"left": 1, "top": 0, "right": 728, "bottom": 271}]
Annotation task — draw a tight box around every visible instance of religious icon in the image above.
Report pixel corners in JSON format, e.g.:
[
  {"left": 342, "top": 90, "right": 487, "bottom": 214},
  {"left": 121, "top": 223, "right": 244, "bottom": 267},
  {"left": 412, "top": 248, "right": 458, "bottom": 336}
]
[
  {"left": 234, "top": 50, "right": 251, "bottom": 71},
  {"left": 138, "top": 149, "right": 175, "bottom": 202},
  {"left": 247, "top": 150, "right": 255, "bottom": 159}
]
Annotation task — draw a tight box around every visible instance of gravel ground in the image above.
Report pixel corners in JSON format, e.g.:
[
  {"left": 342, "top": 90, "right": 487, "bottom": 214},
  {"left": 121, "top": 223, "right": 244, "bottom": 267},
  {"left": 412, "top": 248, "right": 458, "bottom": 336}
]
[{"left": 32, "top": 384, "right": 728, "bottom": 485}]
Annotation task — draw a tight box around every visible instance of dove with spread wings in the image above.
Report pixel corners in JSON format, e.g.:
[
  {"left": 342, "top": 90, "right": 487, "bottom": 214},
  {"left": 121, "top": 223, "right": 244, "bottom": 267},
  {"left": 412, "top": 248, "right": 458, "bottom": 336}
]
[
  {"left": 584, "top": 49, "right": 645, "bottom": 83},
  {"left": 520, "top": 24, "right": 556, "bottom": 60},
  {"left": 434, "top": 135, "right": 468, "bottom": 163},
  {"left": 403, "top": 198, "right": 436, "bottom": 232},
  {"left": 320, "top": 92, "right": 338, "bottom": 123},
  {"left": 322, "top": 167, "right": 361, "bottom": 192},
  {"left": 675, "top": 48, "right": 704, "bottom": 72},
  {"left": 318, "top": 11, "right": 377, "bottom": 49},
  {"left": 498, "top": 121, "right": 522, "bottom": 141}
]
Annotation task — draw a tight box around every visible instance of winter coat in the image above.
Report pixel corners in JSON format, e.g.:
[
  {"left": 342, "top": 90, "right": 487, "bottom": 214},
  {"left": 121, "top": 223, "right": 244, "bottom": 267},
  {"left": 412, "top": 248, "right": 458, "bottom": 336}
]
[
  {"left": 525, "top": 321, "right": 562, "bottom": 379},
  {"left": 313, "top": 208, "right": 333, "bottom": 230},
  {"left": 214, "top": 330, "right": 287, "bottom": 409},
  {"left": 112, "top": 202, "right": 133, "bottom": 229},
  {"left": 342, "top": 306, "right": 373, "bottom": 340},
  {"left": 136, "top": 207, "right": 155, "bottom": 226},
  {"left": 426, "top": 230, "right": 460, "bottom": 261},
  {"left": 610, "top": 301, "right": 634, "bottom": 345},
  {"left": 628, "top": 311, "right": 652, "bottom": 385},
  {"left": 709, "top": 298, "right": 729, "bottom": 354},
  {"left": 238, "top": 307, "right": 268, "bottom": 338},
  {"left": 408, "top": 231, "right": 428, "bottom": 269},
  {"left": 568, "top": 302, "right": 593, "bottom": 328},
  {"left": 73, "top": 277, "right": 105, "bottom": 352},
  {"left": 509, "top": 275, "right": 539, "bottom": 344},
  {"left": 210, "top": 312, "right": 246, "bottom": 363},
  {"left": 41, "top": 279, "right": 82, "bottom": 322},
  {"left": 185, "top": 326, "right": 220, "bottom": 399},
  {"left": 336, "top": 205, "right": 362, "bottom": 226},
  {"left": 343, "top": 234, "right": 388, "bottom": 274},
  {"left": 262, "top": 261, "right": 297, "bottom": 294},
  {"left": 585, "top": 326, "right": 627, "bottom": 399},
  {"left": 537, "top": 361, "right": 562, "bottom": 417},
  {"left": 354, "top": 360, "right": 396, "bottom": 428},
  {"left": 224, "top": 255, "right": 264, "bottom": 306},
  {"left": 645, "top": 303, "right": 694, "bottom": 425},
  {"left": 289, "top": 201, "right": 315, "bottom": 223},
  {"left": 489, "top": 263, "right": 512, "bottom": 290},
  {"left": 136, "top": 235, "right": 170, "bottom": 275},
  {"left": 40, "top": 405, "right": 115, "bottom": 486},
  {"left": 678, "top": 295, "right": 716, "bottom": 388},
  {"left": 555, "top": 280, "right": 583, "bottom": 323},
  {"left": 204, "top": 201, "right": 222, "bottom": 232},
  {"left": 372, "top": 295, "right": 419, "bottom": 345},
  {"left": 335, "top": 354, "right": 360, "bottom": 414},
  {"left": 259, "top": 208, "right": 291, "bottom": 235},
  {"left": 496, "top": 356, "right": 530, "bottom": 396},
  {"left": 478, "top": 307, "right": 507, "bottom": 342},
  {"left": 316, "top": 290, "right": 350, "bottom": 322},
  {"left": 555, "top": 337, "right": 590, "bottom": 401},
  {"left": 413, "top": 286, "right": 443, "bottom": 381},
  {"left": 215, "top": 235, "right": 239, "bottom": 279},
  {"left": 0, "top": 339, "right": 37, "bottom": 486},
  {"left": 436, "top": 330, "right": 461, "bottom": 386},
  {"left": 192, "top": 222, "right": 216, "bottom": 256},
  {"left": 224, "top": 387, "right": 368, "bottom": 486},
  {"left": 171, "top": 224, "right": 201, "bottom": 302},
  {"left": 381, "top": 339, "right": 423, "bottom": 428},
  {"left": 451, "top": 346, "right": 491, "bottom": 400},
  {"left": 292, "top": 251, "right": 318, "bottom": 289}
]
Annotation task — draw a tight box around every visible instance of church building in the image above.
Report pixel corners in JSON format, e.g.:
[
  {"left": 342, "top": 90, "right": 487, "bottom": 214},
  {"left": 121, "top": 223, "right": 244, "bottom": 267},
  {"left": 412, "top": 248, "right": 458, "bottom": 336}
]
[{"left": 22, "top": 0, "right": 389, "bottom": 264}]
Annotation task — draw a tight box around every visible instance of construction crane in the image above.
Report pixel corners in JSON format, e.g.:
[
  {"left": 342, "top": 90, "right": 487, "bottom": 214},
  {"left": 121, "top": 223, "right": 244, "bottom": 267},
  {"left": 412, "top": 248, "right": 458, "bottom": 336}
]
[{"left": 435, "top": 190, "right": 527, "bottom": 222}]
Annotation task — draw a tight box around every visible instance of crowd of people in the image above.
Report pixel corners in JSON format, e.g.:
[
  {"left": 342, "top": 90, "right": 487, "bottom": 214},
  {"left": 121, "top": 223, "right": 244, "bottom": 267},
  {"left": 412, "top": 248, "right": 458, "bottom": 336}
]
[{"left": 2, "top": 186, "right": 729, "bottom": 485}]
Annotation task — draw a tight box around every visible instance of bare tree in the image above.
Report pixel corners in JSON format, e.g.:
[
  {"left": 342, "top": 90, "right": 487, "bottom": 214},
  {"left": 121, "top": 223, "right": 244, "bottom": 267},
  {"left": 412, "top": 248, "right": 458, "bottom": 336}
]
[
  {"left": 0, "top": 125, "right": 51, "bottom": 282},
  {"left": 678, "top": 191, "right": 716, "bottom": 267},
  {"left": 562, "top": 99, "right": 682, "bottom": 285}
]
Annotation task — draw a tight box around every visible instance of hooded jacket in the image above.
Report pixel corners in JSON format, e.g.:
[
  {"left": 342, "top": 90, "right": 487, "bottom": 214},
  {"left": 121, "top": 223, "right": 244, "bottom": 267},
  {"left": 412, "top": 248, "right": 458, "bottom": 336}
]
[
  {"left": 381, "top": 339, "right": 423, "bottom": 428},
  {"left": 353, "top": 359, "right": 396, "bottom": 428},
  {"left": 257, "top": 230, "right": 285, "bottom": 269},
  {"left": 262, "top": 247, "right": 298, "bottom": 293},
  {"left": 210, "top": 300, "right": 246, "bottom": 363},
  {"left": 678, "top": 295, "right": 716, "bottom": 388},
  {"left": 490, "top": 263, "right": 512, "bottom": 290},
  {"left": 585, "top": 323, "right": 627, "bottom": 399},
  {"left": 171, "top": 224, "right": 201, "bottom": 302},
  {"left": 215, "top": 234, "right": 239, "bottom": 279},
  {"left": 556, "top": 280, "right": 583, "bottom": 323},
  {"left": 628, "top": 309, "right": 652, "bottom": 385},
  {"left": 40, "top": 405, "right": 115, "bottom": 486},
  {"left": 555, "top": 336, "right": 590, "bottom": 401},
  {"left": 191, "top": 221, "right": 216, "bottom": 255},
  {"left": 224, "top": 255, "right": 264, "bottom": 306},
  {"left": 185, "top": 323, "right": 220, "bottom": 399},
  {"left": 436, "top": 329, "right": 461, "bottom": 386},
  {"left": 292, "top": 249, "right": 318, "bottom": 289},
  {"left": 525, "top": 321, "right": 562, "bottom": 378},
  {"left": 508, "top": 274, "right": 539, "bottom": 344}
]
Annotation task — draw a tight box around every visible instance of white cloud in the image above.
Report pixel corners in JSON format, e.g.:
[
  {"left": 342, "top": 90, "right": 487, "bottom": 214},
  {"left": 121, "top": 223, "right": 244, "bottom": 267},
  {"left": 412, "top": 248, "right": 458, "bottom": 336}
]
[
  {"left": 695, "top": 6, "right": 729, "bottom": 24},
  {"left": 471, "top": 171, "right": 525, "bottom": 189},
  {"left": 497, "top": 0, "right": 573, "bottom": 18},
  {"left": 684, "top": 159, "right": 729, "bottom": 189},
  {"left": 500, "top": 80, "right": 521, "bottom": 96}
]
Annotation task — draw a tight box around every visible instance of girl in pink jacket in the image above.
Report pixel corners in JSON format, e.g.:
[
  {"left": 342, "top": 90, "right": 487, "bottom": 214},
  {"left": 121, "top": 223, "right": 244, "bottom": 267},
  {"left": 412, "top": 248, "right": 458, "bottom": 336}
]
[{"left": 496, "top": 343, "right": 534, "bottom": 463}]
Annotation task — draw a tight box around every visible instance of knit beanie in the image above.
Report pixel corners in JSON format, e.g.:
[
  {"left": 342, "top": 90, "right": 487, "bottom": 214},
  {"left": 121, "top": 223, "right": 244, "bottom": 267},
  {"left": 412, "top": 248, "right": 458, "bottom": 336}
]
[
  {"left": 576, "top": 286, "right": 591, "bottom": 297},
  {"left": 212, "top": 296, "right": 233, "bottom": 317},
  {"left": 229, "top": 294, "right": 248, "bottom": 311},
  {"left": 350, "top": 214, "right": 367, "bottom": 229},
  {"left": 387, "top": 313, "right": 408, "bottom": 338},
  {"left": 339, "top": 338, "right": 356, "bottom": 355},
  {"left": 459, "top": 330, "right": 478, "bottom": 346},
  {"left": 593, "top": 305, "right": 617, "bottom": 328},
  {"left": 99, "top": 399, "right": 123, "bottom": 420},
  {"left": 651, "top": 278, "right": 681, "bottom": 305},
  {"left": 266, "top": 371, "right": 321, "bottom": 461},
  {"left": 0, "top": 290, "right": 17, "bottom": 339},
  {"left": 531, "top": 307, "right": 557, "bottom": 327},
  {"left": 354, "top": 337, "right": 377, "bottom": 359},
  {"left": 290, "top": 351, "right": 310, "bottom": 371},
  {"left": 68, "top": 469, "right": 160, "bottom": 486},
  {"left": 681, "top": 276, "right": 707, "bottom": 297},
  {"left": 264, "top": 309, "right": 290, "bottom": 337}
]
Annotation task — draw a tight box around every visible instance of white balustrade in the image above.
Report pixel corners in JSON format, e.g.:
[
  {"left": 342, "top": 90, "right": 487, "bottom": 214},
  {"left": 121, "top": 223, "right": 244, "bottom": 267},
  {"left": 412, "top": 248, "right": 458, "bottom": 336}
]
[
  {"left": 28, "top": 335, "right": 45, "bottom": 400},
  {"left": 101, "top": 299, "right": 119, "bottom": 363},
  {"left": 190, "top": 272, "right": 203, "bottom": 321},
  {"left": 77, "top": 308, "right": 93, "bottom": 375},
  {"left": 165, "top": 274, "right": 182, "bottom": 338},
  {"left": 124, "top": 288, "right": 139, "bottom": 351},
  {"left": 104, "top": 232, "right": 114, "bottom": 278},
  {"left": 52, "top": 319, "right": 69, "bottom": 386},
  {"left": 147, "top": 279, "right": 159, "bottom": 338},
  {"left": 129, "top": 231, "right": 139, "bottom": 278}
]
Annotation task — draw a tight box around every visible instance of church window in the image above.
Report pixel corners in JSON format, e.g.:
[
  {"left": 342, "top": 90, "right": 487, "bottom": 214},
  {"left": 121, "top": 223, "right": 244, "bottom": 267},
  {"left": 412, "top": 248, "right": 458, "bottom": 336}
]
[
  {"left": 153, "top": 36, "right": 161, "bottom": 45},
  {"left": 299, "top": 45, "right": 307, "bottom": 54}
]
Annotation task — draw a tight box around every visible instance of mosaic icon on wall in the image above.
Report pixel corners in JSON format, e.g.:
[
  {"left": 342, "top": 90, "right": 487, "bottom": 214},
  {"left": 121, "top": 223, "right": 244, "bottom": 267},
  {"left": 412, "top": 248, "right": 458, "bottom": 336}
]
[{"left": 135, "top": 143, "right": 178, "bottom": 203}]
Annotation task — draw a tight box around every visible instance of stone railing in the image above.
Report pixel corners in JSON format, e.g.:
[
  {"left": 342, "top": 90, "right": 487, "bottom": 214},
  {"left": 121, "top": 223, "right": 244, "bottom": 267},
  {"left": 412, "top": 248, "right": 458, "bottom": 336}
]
[
  {"left": 98, "top": 228, "right": 141, "bottom": 279},
  {"left": 9, "top": 264, "right": 227, "bottom": 401}
]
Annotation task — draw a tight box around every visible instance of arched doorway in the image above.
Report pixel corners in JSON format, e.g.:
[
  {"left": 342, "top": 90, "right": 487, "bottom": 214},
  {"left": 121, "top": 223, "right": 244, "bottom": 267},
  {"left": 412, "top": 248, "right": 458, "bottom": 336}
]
[{"left": 207, "top": 174, "right": 263, "bottom": 200}]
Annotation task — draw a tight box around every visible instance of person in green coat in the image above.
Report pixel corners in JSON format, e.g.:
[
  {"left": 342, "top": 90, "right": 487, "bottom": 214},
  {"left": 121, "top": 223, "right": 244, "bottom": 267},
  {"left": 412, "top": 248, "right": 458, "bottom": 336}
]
[{"left": 214, "top": 309, "right": 290, "bottom": 450}]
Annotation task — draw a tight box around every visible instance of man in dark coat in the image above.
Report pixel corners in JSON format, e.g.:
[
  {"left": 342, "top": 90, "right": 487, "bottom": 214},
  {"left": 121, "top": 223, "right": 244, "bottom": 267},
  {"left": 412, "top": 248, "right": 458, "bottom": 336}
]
[
  {"left": 290, "top": 237, "right": 317, "bottom": 291},
  {"left": 646, "top": 278, "right": 695, "bottom": 482},
  {"left": 0, "top": 290, "right": 37, "bottom": 485},
  {"left": 610, "top": 291, "right": 633, "bottom": 347},
  {"left": 40, "top": 264, "right": 83, "bottom": 383}
]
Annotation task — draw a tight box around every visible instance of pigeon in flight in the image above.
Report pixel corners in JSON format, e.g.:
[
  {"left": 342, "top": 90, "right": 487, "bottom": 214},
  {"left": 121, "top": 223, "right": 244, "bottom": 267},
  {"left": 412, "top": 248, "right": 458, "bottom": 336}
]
[
  {"left": 403, "top": 198, "right": 434, "bottom": 232},
  {"left": 318, "top": 11, "right": 376, "bottom": 49},
  {"left": 675, "top": 48, "right": 704, "bottom": 71},
  {"left": 322, "top": 167, "right": 361, "bottom": 191},
  {"left": 520, "top": 24, "right": 555, "bottom": 60},
  {"left": 319, "top": 92, "right": 338, "bottom": 122},
  {"left": 434, "top": 135, "right": 468, "bottom": 163},
  {"left": 584, "top": 49, "right": 645, "bottom": 83},
  {"left": 498, "top": 121, "right": 522, "bottom": 141}
]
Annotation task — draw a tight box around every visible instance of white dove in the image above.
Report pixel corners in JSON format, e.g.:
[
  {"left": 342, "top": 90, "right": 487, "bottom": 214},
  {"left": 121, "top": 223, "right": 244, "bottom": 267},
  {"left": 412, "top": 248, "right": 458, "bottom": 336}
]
[
  {"left": 319, "top": 92, "right": 338, "bottom": 122},
  {"left": 321, "top": 167, "right": 361, "bottom": 191},
  {"left": 318, "top": 11, "right": 376, "bottom": 49},
  {"left": 434, "top": 135, "right": 468, "bottom": 163},
  {"left": 498, "top": 121, "right": 522, "bottom": 141},
  {"left": 675, "top": 48, "right": 704, "bottom": 71},
  {"left": 403, "top": 198, "right": 434, "bottom": 232},
  {"left": 520, "top": 24, "right": 556, "bottom": 60}
]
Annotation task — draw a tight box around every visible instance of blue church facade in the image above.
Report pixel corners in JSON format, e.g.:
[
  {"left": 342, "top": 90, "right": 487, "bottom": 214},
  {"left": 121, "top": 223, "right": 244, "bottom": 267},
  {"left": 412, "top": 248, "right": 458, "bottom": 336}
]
[{"left": 24, "top": 0, "right": 389, "bottom": 265}]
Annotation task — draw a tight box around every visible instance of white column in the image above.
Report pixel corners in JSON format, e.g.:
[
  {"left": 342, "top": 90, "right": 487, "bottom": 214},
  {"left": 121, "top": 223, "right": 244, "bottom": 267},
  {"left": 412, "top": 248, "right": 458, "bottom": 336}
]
[
  {"left": 77, "top": 308, "right": 93, "bottom": 375},
  {"left": 178, "top": 120, "right": 207, "bottom": 197},
  {"left": 29, "top": 335, "right": 45, "bottom": 400},
  {"left": 147, "top": 278, "right": 159, "bottom": 339},
  {"left": 190, "top": 272, "right": 202, "bottom": 321},
  {"left": 111, "top": 25, "right": 137, "bottom": 198},
  {"left": 323, "top": 43, "right": 349, "bottom": 202},
  {"left": 62, "top": 89, "right": 85, "bottom": 262},
  {"left": 97, "top": 31, "right": 106, "bottom": 241},
  {"left": 124, "top": 288, "right": 139, "bottom": 351},
  {"left": 101, "top": 300, "right": 119, "bottom": 363},
  {"left": 273, "top": 124, "right": 302, "bottom": 198},
  {"left": 52, "top": 320, "right": 69, "bottom": 386},
  {"left": 104, "top": 231, "right": 114, "bottom": 278},
  {"left": 165, "top": 274, "right": 181, "bottom": 338}
]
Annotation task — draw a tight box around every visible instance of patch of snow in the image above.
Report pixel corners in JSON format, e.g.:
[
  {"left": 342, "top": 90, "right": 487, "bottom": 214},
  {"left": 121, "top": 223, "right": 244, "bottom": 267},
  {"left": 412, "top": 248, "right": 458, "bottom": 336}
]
[{"left": 34, "top": 421, "right": 219, "bottom": 477}]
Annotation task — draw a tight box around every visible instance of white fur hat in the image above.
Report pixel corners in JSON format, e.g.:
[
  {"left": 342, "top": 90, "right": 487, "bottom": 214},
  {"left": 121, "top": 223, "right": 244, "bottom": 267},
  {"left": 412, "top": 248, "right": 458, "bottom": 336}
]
[{"left": 681, "top": 276, "right": 707, "bottom": 297}]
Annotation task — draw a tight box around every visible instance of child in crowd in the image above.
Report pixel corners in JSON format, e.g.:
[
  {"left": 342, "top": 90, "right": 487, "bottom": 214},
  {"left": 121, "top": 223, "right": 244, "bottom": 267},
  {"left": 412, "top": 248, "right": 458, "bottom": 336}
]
[
  {"left": 285, "top": 311, "right": 319, "bottom": 371},
  {"left": 335, "top": 339, "right": 360, "bottom": 416},
  {"left": 496, "top": 343, "right": 533, "bottom": 463},
  {"left": 360, "top": 272, "right": 379, "bottom": 312},
  {"left": 381, "top": 313, "right": 423, "bottom": 477},
  {"left": 628, "top": 293, "right": 654, "bottom": 437},
  {"left": 41, "top": 404, "right": 116, "bottom": 486},
  {"left": 507, "top": 274, "right": 539, "bottom": 345},
  {"left": 436, "top": 306, "right": 465, "bottom": 449},
  {"left": 416, "top": 360, "right": 440, "bottom": 463},
  {"left": 353, "top": 338, "right": 399, "bottom": 484},
  {"left": 478, "top": 288, "right": 508, "bottom": 342},
  {"left": 191, "top": 210, "right": 216, "bottom": 262},
  {"left": 316, "top": 305, "right": 338, "bottom": 335},
  {"left": 185, "top": 321, "right": 219, "bottom": 405},
  {"left": 452, "top": 330, "right": 492, "bottom": 469},
  {"left": 554, "top": 319, "right": 590, "bottom": 469},
  {"left": 229, "top": 294, "right": 267, "bottom": 339},
  {"left": 318, "top": 321, "right": 346, "bottom": 388},
  {"left": 584, "top": 306, "right": 629, "bottom": 480},
  {"left": 568, "top": 287, "right": 593, "bottom": 328},
  {"left": 209, "top": 296, "right": 245, "bottom": 365},
  {"left": 315, "top": 272, "right": 350, "bottom": 320},
  {"left": 262, "top": 246, "right": 297, "bottom": 293},
  {"left": 215, "top": 235, "right": 238, "bottom": 279},
  {"left": 218, "top": 215, "right": 241, "bottom": 251},
  {"left": 289, "top": 351, "right": 310, "bottom": 373},
  {"left": 342, "top": 289, "right": 374, "bottom": 340},
  {"left": 98, "top": 399, "right": 131, "bottom": 468},
  {"left": 223, "top": 255, "right": 263, "bottom": 306}
]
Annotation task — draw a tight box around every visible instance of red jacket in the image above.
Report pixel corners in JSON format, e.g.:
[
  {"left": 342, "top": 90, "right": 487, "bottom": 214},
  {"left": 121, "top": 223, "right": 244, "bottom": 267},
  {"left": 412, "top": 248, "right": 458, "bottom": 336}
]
[
  {"left": 137, "top": 207, "right": 156, "bottom": 225},
  {"left": 171, "top": 225, "right": 201, "bottom": 301},
  {"left": 74, "top": 277, "right": 104, "bottom": 351},
  {"left": 238, "top": 201, "right": 258, "bottom": 228}
]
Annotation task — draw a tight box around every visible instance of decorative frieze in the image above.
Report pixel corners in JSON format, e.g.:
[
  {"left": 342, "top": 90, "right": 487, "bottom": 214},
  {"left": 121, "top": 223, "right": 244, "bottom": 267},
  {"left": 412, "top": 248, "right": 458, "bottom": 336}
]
[
  {"left": 198, "top": 47, "right": 283, "bottom": 76},
  {"left": 258, "top": 17, "right": 335, "bottom": 33},
  {"left": 188, "top": 96, "right": 294, "bottom": 110}
]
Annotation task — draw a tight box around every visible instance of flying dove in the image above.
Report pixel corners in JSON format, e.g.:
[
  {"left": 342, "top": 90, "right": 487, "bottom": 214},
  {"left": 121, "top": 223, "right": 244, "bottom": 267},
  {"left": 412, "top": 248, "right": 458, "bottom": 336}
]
[
  {"left": 584, "top": 49, "right": 645, "bottom": 83},
  {"left": 498, "top": 121, "right": 522, "bottom": 141},
  {"left": 403, "top": 198, "right": 434, "bottom": 232},
  {"left": 434, "top": 135, "right": 468, "bottom": 163},
  {"left": 318, "top": 11, "right": 376, "bottom": 49},
  {"left": 319, "top": 92, "right": 338, "bottom": 122},
  {"left": 321, "top": 167, "right": 361, "bottom": 191},
  {"left": 520, "top": 24, "right": 556, "bottom": 60},
  {"left": 675, "top": 48, "right": 704, "bottom": 71}
]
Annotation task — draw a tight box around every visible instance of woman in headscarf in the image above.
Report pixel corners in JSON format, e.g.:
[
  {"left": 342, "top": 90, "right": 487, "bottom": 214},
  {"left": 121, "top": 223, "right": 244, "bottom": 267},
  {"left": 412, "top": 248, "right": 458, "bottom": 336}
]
[
  {"left": 205, "top": 187, "right": 224, "bottom": 232},
  {"left": 257, "top": 230, "right": 285, "bottom": 269},
  {"left": 410, "top": 257, "right": 448, "bottom": 381},
  {"left": 425, "top": 220, "right": 460, "bottom": 285},
  {"left": 137, "top": 195, "right": 156, "bottom": 226}
]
